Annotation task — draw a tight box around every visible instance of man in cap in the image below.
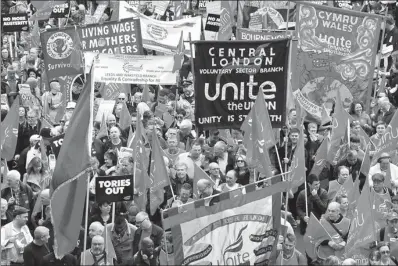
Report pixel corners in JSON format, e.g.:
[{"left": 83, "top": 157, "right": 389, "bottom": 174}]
[
  {"left": 87, "top": 222, "right": 104, "bottom": 248},
  {"left": 369, "top": 153, "right": 398, "bottom": 194},
  {"left": 63, "top": 101, "right": 76, "bottom": 122},
  {"left": 1, "top": 170, "right": 34, "bottom": 213},
  {"left": 377, "top": 211, "right": 398, "bottom": 258},
  {"left": 1, "top": 207, "right": 33, "bottom": 265},
  {"left": 16, "top": 133, "right": 41, "bottom": 176},
  {"left": 179, "top": 119, "right": 196, "bottom": 150}
]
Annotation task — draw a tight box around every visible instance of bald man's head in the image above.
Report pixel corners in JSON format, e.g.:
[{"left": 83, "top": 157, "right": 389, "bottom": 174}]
[
  {"left": 141, "top": 237, "right": 154, "bottom": 256},
  {"left": 327, "top": 202, "right": 341, "bottom": 221},
  {"left": 197, "top": 179, "right": 212, "bottom": 197},
  {"left": 89, "top": 222, "right": 104, "bottom": 239},
  {"left": 91, "top": 235, "right": 105, "bottom": 255},
  {"left": 34, "top": 226, "right": 50, "bottom": 244},
  {"left": 6, "top": 170, "right": 20, "bottom": 189}
]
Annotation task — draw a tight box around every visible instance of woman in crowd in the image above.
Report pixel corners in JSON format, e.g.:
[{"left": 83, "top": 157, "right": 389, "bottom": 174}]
[
  {"left": 89, "top": 200, "right": 113, "bottom": 226},
  {"left": 99, "top": 150, "right": 118, "bottom": 176},
  {"left": 23, "top": 157, "right": 50, "bottom": 196},
  {"left": 234, "top": 154, "right": 250, "bottom": 186},
  {"left": 377, "top": 242, "right": 398, "bottom": 265},
  {"left": 349, "top": 101, "right": 373, "bottom": 135}
]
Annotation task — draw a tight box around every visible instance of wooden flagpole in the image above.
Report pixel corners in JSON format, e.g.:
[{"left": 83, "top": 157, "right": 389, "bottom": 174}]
[{"left": 82, "top": 173, "right": 90, "bottom": 265}]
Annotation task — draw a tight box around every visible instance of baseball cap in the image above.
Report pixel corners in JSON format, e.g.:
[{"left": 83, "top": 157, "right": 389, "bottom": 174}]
[{"left": 388, "top": 211, "right": 398, "bottom": 220}]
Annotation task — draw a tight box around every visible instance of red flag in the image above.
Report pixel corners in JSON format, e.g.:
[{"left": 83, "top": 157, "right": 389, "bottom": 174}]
[
  {"left": 142, "top": 85, "right": 151, "bottom": 103},
  {"left": 70, "top": 30, "right": 83, "bottom": 71},
  {"left": 172, "top": 31, "right": 185, "bottom": 73},
  {"left": 118, "top": 102, "right": 131, "bottom": 130},
  {"left": 241, "top": 111, "right": 254, "bottom": 163},
  {"left": 289, "top": 129, "right": 306, "bottom": 190},
  {"left": 134, "top": 140, "right": 149, "bottom": 211},
  {"left": 310, "top": 137, "right": 330, "bottom": 178},
  {"left": 346, "top": 175, "right": 376, "bottom": 260},
  {"left": 129, "top": 113, "right": 147, "bottom": 149},
  {"left": 50, "top": 73, "right": 93, "bottom": 259},
  {"left": 149, "top": 130, "right": 171, "bottom": 215},
  {"left": 251, "top": 91, "right": 276, "bottom": 176},
  {"left": 332, "top": 120, "right": 350, "bottom": 165},
  {"left": 327, "top": 90, "right": 350, "bottom": 164},
  {"left": 304, "top": 213, "right": 332, "bottom": 261},
  {"left": 371, "top": 110, "right": 398, "bottom": 164},
  {"left": 1, "top": 96, "right": 19, "bottom": 161},
  {"left": 96, "top": 113, "right": 108, "bottom": 140},
  {"left": 360, "top": 145, "right": 371, "bottom": 177},
  {"left": 218, "top": 1, "right": 233, "bottom": 41},
  {"left": 193, "top": 163, "right": 215, "bottom": 199},
  {"left": 127, "top": 126, "right": 134, "bottom": 147}
]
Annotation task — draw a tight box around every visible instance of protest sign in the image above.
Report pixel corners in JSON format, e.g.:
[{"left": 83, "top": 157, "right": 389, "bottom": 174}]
[
  {"left": 95, "top": 100, "right": 116, "bottom": 122},
  {"left": 119, "top": 9, "right": 201, "bottom": 54},
  {"left": 18, "top": 84, "right": 35, "bottom": 108},
  {"left": 95, "top": 175, "right": 134, "bottom": 202},
  {"left": 237, "top": 1, "right": 296, "bottom": 30},
  {"left": 295, "top": 2, "right": 381, "bottom": 115},
  {"left": 79, "top": 18, "right": 143, "bottom": 54},
  {"left": 93, "top": 53, "right": 178, "bottom": 85},
  {"left": 2, "top": 14, "right": 29, "bottom": 32},
  {"left": 50, "top": 2, "right": 70, "bottom": 18},
  {"left": 205, "top": 14, "right": 220, "bottom": 32},
  {"left": 237, "top": 28, "right": 293, "bottom": 41},
  {"left": 153, "top": 1, "right": 170, "bottom": 16},
  {"left": 50, "top": 134, "right": 65, "bottom": 158},
  {"left": 193, "top": 40, "right": 289, "bottom": 130}
]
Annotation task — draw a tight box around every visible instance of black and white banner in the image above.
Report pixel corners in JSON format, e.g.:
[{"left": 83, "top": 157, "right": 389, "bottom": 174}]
[
  {"left": 95, "top": 175, "right": 134, "bottom": 202},
  {"left": 193, "top": 40, "right": 289, "bottom": 129},
  {"left": 1, "top": 14, "right": 29, "bottom": 32}
]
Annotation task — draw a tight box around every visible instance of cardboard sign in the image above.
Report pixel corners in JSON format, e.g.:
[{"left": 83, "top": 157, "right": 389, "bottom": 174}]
[
  {"left": 50, "top": 134, "right": 65, "bottom": 157},
  {"left": 50, "top": 2, "right": 70, "bottom": 18},
  {"left": 1, "top": 14, "right": 29, "bottom": 32},
  {"left": 95, "top": 100, "right": 115, "bottom": 122},
  {"left": 95, "top": 175, "right": 134, "bottom": 202},
  {"left": 205, "top": 13, "right": 220, "bottom": 32}
]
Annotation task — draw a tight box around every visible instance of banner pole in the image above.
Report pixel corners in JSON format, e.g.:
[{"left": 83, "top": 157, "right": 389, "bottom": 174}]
[
  {"left": 304, "top": 178, "right": 308, "bottom": 217},
  {"left": 160, "top": 210, "right": 170, "bottom": 265},
  {"left": 372, "top": 8, "right": 388, "bottom": 102},
  {"left": 8, "top": 35, "right": 14, "bottom": 62},
  {"left": 82, "top": 173, "right": 90, "bottom": 265},
  {"left": 112, "top": 202, "right": 116, "bottom": 224},
  {"left": 274, "top": 145, "right": 285, "bottom": 181},
  {"left": 285, "top": 1, "right": 290, "bottom": 38},
  {"left": 14, "top": 32, "right": 18, "bottom": 59}
]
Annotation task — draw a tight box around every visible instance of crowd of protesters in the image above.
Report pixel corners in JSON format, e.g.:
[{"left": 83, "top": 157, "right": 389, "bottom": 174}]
[{"left": 3, "top": 0, "right": 398, "bottom": 265}]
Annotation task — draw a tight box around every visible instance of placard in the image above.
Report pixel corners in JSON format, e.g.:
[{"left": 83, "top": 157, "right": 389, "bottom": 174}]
[
  {"left": 95, "top": 100, "right": 116, "bottom": 122},
  {"left": 18, "top": 84, "right": 34, "bottom": 108},
  {"left": 1, "top": 14, "right": 29, "bottom": 32},
  {"left": 237, "top": 28, "right": 293, "bottom": 41},
  {"left": 118, "top": 147, "right": 134, "bottom": 165},
  {"left": 50, "top": 134, "right": 65, "bottom": 157},
  {"left": 193, "top": 40, "right": 289, "bottom": 130},
  {"left": 93, "top": 53, "right": 178, "bottom": 85},
  {"left": 95, "top": 175, "right": 134, "bottom": 202},
  {"left": 50, "top": 2, "right": 70, "bottom": 18},
  {"left": 205, "top": 14, "right": 220, "bottom": 32},
  {"left": 153, "top": 1, "right": 170, "bottom": 16}
]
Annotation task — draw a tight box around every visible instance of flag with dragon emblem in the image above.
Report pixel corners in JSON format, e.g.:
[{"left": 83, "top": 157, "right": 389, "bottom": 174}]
[
  {"left": 295, "top": 2, "right": 381, "bottom": 117},
  {"left": 163, "top": 181, "right": 290, "bottom": 265}
]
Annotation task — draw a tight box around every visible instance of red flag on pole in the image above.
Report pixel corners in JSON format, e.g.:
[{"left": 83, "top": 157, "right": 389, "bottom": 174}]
[
  {"left": 96, "top": 113, "right": 108, "bottom": 140},
  {"left": 0, "top": 96, "right": 19, "bottom": 161},
  {"left": 50, "top": 71, "right": 93, "bottom": 259},
  {"left": 149, "top": 130, "right": 171, "bottom": 215},
  {"left": 251, "top": 91, "right": 276, "bottom": 176},
  {"left": 134, "top": 140, "right": 149, "bottom": 211},
  {"left": 118, "top": 102, "right": 131, "bottom": 130},
  {"left": 193, "top": 163, "right": 215, "bottom": 199},
  {"left": 327, "top": 90, "right": 350, "bottom": 164},
  {"left": 304, "top": 213, "right": 332, "bottom": 261},
  {"left": 346, "top": 175, "right": 376, "bottom": 260}
]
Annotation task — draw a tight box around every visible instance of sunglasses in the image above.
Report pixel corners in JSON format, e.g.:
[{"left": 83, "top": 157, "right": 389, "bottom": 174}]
[
  {"left": 381, "top": 250, "right": 390, "bottom": 255},
  {"left": 237, "top": 160, "right": 244, "bottom": 163},
  {"left": 176, "top": 115, "right": 183, "bottom": 119},
  {"left": 118, "top": 98, "right": 125, "bottom": 100}
]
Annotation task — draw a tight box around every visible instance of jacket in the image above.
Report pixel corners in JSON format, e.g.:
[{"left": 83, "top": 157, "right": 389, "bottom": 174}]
[
  {"left": 132, "top": 224, "right": 164, "bottom": 256},
  {"left": 105, "top": 222, "right": 137, "bottom": 264},
  {"left": 42, "top": 252, "right": 78, "bottom": 266}
]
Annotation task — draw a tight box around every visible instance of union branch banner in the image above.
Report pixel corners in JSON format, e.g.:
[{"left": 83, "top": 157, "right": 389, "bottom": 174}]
[
  {"left": 93, "top": 53, "right": 178, "bottom": 85},
  {"left": 193, "top": 40, "right": 289, "bottom": 130},
  {"left": 295, "top": 2, "right": 381, "bottom": 118},
  {"left": 236, "top": 28, "right": 293, "bottom": 41},
  {"left": 41, "top": 17, "right": 143, "bottom": 81},
  {"left": 163, "top": 182, "right": 288, "bottom": 265}
]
